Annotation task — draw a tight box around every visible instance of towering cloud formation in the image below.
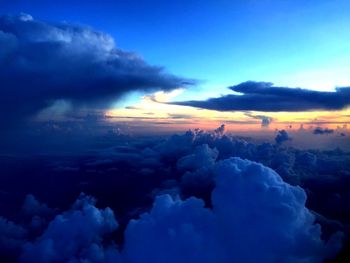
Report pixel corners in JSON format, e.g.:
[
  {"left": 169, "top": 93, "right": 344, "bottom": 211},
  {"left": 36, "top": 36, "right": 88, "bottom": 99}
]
[
  {"left": 124, "top": 158, "right": 342, "bottom": 263},
  {"left": 170, "top": 81, "right": 350, "bottom": 112},
  {"left": 0, "top": 14, "right": 192, "bottom": 126}
]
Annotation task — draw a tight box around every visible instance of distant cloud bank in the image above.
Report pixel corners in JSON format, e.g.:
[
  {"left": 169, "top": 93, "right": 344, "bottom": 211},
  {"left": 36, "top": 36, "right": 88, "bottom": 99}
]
[{"left": 170, "top": 81, "right": 350, "bottom": 112}]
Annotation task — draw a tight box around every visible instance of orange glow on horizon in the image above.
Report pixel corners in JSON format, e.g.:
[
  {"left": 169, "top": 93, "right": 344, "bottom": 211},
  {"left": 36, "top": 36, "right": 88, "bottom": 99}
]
[{"left": 105, "top": 90, "right": 350, "bottom": 133}]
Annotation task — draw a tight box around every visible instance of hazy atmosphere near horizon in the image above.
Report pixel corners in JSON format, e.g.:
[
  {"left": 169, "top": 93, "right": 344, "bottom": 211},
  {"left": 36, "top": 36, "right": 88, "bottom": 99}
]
[{"left": 1, "top": 1, "right": 350, "bottom": 262}]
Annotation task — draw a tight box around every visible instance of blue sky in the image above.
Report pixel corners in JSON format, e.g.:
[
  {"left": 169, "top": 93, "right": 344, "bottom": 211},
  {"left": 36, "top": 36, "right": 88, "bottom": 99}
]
[{"left": 3, "top": 0, "right": 350, "bottom": 96}]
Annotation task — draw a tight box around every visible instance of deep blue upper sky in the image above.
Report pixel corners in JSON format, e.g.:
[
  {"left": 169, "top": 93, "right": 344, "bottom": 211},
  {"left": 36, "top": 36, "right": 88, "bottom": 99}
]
[{"left": 2, "top": 0, "right": 350, "bottom": 94}]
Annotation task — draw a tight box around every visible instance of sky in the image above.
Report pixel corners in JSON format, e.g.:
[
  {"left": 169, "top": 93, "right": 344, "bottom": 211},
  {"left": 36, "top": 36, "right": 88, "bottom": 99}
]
[
  {"left": 1, "top": 0, "right": 350, "bottom": 137},
  {"left": 1, "top": 2, "right": 350, "bottom": 262},
  {"left": 2, "top": 0, "right": 350, "bottom": 90}
]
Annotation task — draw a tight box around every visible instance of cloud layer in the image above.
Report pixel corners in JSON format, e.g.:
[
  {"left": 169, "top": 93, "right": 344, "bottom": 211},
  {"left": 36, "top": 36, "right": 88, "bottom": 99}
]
[
  {"left": 0, "top": 126, "right": 349, "bottom": 262},
  {"left": 170, "top": 81, "right": 350, "bottom": 112}
]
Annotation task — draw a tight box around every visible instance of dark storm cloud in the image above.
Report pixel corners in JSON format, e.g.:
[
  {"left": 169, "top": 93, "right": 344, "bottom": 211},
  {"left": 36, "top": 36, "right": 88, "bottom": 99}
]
[
  {"left": 0, "top": 14, "right": 193, "bottom": 126},
  {"left": 170, "top": 81, "right": 350, "bottom": 112}
]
